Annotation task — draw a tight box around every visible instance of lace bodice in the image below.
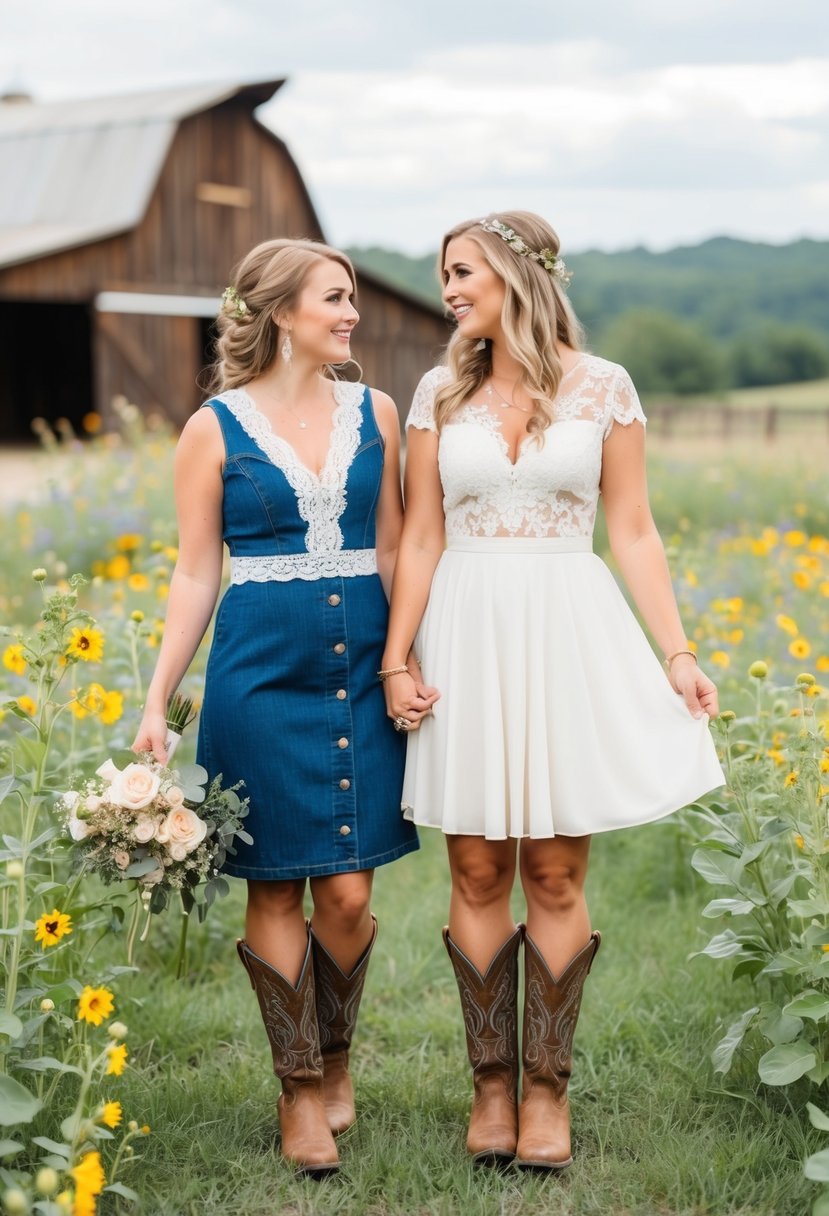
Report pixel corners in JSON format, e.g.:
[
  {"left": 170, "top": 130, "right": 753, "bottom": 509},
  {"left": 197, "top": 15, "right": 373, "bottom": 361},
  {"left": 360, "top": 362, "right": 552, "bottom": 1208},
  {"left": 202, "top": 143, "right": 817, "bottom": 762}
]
[{"left": 406, "top": 355, "right": 646, "bottom": 539}]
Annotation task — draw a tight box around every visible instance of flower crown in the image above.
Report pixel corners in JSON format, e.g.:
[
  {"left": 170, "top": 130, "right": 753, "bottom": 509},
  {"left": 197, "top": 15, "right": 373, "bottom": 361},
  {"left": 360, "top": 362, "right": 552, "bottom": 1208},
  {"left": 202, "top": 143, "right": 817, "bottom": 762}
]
[
  {"left": 221, "top": 285, "right": 249, "bottom": 320},
  {"left": 479, "top": 218, "right": 573, "bottom": 286}
]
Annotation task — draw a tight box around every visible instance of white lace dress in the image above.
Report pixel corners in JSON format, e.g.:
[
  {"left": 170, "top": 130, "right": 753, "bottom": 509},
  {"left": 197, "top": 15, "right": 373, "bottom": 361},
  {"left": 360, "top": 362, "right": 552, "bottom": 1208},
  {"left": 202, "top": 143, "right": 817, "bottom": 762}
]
[{"left": 401, "top": 355, "right": 724, "bottom": 838}]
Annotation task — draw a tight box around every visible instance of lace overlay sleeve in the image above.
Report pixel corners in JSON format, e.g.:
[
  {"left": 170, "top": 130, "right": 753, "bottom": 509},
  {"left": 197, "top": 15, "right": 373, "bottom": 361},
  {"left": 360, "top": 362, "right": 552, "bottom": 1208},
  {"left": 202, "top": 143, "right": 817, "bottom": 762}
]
[
  {"left": 406, "top": 366, "right": 451, "bottom": 433},
  {"left": 604, "top": 366, "right": 647, "bottom": 439}
]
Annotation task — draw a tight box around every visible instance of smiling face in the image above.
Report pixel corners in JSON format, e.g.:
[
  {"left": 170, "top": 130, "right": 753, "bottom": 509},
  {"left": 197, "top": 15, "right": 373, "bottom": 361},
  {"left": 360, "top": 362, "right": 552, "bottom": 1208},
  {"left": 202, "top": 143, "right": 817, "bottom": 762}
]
[
  {"left": 285, "top": 257, "right": 359, "bottom": 364},
  {"left": 442, "top": 235, "right": 506, "bottom": 342}
]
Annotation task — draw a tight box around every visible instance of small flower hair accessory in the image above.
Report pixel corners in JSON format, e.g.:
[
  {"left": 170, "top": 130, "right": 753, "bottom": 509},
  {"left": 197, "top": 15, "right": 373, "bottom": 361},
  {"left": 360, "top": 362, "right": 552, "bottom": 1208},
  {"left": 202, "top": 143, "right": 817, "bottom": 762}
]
[
  {"left": 479, "top": 218, "right": 573, "bottom": 286},
  {"left": 221, "top": 285, "right": 250, "bottom": 320}
]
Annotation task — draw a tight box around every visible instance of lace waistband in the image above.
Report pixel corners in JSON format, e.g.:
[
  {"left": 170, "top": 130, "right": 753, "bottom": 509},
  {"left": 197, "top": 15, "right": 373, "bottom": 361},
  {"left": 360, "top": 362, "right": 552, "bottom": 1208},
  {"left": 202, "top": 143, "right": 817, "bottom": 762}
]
[
  {"left": 230, "top": 549, "right": 378, "bottom": 584},
  {"left": 445, "top": 536, "right": 593, "bottom": 554}
]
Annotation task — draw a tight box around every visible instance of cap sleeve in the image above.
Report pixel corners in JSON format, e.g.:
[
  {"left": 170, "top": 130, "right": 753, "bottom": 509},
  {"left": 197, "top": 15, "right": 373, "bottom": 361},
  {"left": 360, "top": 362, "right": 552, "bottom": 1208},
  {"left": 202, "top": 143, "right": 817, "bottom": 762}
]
[
  {"left": 406, "top": 366, "right": 451, "bottom": 434},
  {"left": 603, "top": 365, "right": 647, "bottom": 440}
]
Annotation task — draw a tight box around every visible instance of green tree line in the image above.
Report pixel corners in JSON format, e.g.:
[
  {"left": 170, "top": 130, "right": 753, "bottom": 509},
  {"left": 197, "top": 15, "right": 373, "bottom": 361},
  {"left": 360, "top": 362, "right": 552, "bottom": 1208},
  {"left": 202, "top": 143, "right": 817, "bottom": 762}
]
[{"left": 348, "top": 237, "right": 829, "bottom": 395}]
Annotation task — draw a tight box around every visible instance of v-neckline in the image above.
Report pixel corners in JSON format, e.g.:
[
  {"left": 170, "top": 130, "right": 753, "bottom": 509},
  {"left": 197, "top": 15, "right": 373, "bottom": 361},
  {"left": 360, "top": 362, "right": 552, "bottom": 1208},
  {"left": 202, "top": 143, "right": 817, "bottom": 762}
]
[
  {"left": 238, "top": 381, "right": 347, "bottom": 483},
  {"left": 469, "top": 357, "right": 586, "bottom": 468}
]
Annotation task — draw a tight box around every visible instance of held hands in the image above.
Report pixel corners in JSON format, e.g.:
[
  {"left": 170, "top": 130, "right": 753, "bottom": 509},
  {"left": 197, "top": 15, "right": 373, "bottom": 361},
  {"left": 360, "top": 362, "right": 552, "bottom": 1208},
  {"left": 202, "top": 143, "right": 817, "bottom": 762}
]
[
  {"left": 383, "top": 667, "right": 441, "bottom": 733},
  {"left": 131, "top": 709, "right": 170, "bottom": 764},
  {"left": 668, "top": 654, "right": 719, "bottom": 720}
]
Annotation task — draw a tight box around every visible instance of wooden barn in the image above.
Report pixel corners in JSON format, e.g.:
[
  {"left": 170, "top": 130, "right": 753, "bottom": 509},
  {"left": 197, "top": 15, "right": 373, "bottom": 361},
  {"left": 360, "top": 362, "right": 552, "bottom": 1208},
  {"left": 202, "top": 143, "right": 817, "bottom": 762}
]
[{"left": 0, "top": 79, "right": 448, "bottom": 441}]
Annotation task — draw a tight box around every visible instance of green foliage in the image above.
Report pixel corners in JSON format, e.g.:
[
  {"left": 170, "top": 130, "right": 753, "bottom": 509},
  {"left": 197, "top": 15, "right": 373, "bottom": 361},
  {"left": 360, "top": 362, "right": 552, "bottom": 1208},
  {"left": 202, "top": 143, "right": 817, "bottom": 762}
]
[
  {"left": 732, "top": 325, "right": 829, "bottom": 387},
  {"left": 601, "top": 308, "right": 727, "bottom": 395},
  {"left": 349, "top": 236, "right": 829, "bottom": 394}
]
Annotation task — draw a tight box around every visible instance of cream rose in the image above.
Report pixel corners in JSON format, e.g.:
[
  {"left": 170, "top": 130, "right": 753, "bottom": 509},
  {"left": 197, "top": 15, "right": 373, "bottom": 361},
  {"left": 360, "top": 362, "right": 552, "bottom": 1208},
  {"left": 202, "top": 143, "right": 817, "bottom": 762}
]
[
  {"left": 168, "top": 842, "right": 188, "bottom": 862},
  {"left": 163, "top": 785, "right": 185, "bottom": 808},
  {"left": 68, "top": 811, "right": 89, "bottom": 841},
  {"left": 132, "top": 815, "right": 159, "bottom": 844},
  {"left": 114, "top": 849, "right": 130, "bottom": 870},
  {"left": 140, "top": 865, "right": 165, "bottom": 886},
  {"left": 107, "top": 763, "right": 161, "bottom": 811},
  {"left": 157, "top": 806, "right": 207, "bottom": 855},
  {"left": 85, "top": 794, "right": 102, "bottom": 812}
]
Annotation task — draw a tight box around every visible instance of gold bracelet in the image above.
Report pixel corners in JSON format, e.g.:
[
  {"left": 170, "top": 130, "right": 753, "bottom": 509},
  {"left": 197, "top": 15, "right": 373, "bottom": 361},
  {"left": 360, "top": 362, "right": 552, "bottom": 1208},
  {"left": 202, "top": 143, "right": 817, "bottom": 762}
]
[
  {"left": 664, "top": 648, "right": 698, "bottom": 672},
  {"left": 377, "top": 664, "right": 409, "bottom": 682}
]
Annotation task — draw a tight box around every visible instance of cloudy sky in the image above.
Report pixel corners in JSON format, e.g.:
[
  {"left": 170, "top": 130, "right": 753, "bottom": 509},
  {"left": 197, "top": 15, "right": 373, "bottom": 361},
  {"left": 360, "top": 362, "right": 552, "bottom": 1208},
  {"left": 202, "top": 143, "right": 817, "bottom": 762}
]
[{"left": 3, "top": 0, "right": 829, "bottom": 254}]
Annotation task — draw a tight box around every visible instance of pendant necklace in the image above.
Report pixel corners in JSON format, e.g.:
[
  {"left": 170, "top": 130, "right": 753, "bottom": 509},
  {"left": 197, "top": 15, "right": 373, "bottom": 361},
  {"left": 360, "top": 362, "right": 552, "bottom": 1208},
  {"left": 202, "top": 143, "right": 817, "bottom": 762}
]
[{"left": 485, "top": 380, "right": 533, "bottom": 414}]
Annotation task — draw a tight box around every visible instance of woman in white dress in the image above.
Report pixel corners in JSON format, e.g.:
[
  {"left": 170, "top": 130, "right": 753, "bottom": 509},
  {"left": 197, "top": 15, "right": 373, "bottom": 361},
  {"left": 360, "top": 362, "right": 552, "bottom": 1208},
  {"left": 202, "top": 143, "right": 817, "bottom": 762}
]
[{"left": 381, "top": 212, "right": 724, "bottom": 1172}]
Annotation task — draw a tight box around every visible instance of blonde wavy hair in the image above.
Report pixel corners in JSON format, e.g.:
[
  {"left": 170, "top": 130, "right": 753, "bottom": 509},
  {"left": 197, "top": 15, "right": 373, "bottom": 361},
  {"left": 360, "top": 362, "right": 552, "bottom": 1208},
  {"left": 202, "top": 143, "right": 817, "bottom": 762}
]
[
  {"left": 434, "top": 211, "right": 585, "bottom": 435},
  {"left": 206, "top": 238, "right": 358, "bottom": 394}
]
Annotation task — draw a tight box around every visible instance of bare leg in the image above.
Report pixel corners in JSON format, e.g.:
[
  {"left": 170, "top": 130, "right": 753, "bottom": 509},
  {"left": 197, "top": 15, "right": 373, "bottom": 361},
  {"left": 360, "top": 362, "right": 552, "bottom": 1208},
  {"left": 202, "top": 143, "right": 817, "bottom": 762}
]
[
  {"left": 519, "top": 835, "right": 592, "bottom": 973},
  {"left": 245, "top": 877, "right": 307, "bottom": 984},
  {"left": 446, "top": 835, "right": 517, "bottom": 971},
  {"left": 309, "top": 870, "right": 374, "bottom": 972}
]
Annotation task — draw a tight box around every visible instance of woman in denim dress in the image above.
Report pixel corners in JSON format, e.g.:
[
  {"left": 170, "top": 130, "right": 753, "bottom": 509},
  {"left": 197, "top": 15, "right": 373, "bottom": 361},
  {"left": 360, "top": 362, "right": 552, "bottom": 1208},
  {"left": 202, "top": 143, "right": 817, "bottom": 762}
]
[{"left": 134, "top": 239, "right": 434, "bottom": 1176}]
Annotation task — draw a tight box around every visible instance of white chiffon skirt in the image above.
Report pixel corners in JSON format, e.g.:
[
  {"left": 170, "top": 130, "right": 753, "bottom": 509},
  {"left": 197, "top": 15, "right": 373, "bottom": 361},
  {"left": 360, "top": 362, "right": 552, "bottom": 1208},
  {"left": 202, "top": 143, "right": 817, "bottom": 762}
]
[{"left": 402, "top": 536, "right": 725, "bottom": 839}]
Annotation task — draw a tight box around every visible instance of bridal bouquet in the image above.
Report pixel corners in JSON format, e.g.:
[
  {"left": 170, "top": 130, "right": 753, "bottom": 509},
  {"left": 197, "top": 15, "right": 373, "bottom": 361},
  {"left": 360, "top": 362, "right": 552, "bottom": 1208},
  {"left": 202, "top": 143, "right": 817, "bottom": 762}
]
[{"left": 61, "top": 695, "right": 250, "bottom": 928}]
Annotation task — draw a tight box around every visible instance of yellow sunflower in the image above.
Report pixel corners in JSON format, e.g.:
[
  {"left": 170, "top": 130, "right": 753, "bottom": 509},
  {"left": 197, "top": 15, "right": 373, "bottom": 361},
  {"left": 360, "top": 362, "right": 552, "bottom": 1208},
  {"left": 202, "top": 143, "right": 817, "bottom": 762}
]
[
  {"left": 105, "top": 1043, "right": 128, "bottom": 1076},
  {"left": 66, "top": 627, "right": 104, "bottom": 663},
  {"left": 2, "top": 643, "right": 26, "bottom": 675},
  {"left": 77, "top": 985, "right": 115, "bottom": 1026},
  {"left": 34, "top": 908, "right": 73, "bottom": 949},
  {"left": 98, "top": 1100, "right": 122, "bottom": 1129}
]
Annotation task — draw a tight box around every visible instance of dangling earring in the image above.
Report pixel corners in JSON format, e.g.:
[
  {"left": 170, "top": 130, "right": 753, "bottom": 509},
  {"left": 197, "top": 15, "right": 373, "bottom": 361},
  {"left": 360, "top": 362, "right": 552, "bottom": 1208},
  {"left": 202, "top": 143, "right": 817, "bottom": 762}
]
[
  {"left": 281, "top": 334, "right": 293, "bottom": 366},
  {"left": 474, "top": 338, "right": 487, "bottom": 351}
]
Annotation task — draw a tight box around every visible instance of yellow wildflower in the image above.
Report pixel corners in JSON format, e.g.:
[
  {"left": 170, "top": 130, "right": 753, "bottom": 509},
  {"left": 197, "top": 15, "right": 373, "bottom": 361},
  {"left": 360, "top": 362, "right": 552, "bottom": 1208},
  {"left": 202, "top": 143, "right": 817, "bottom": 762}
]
[
  {"left": 99, "top": 1100, "right": 122, "bottom": 1129},
  {"left": 784, "top": 530, "right": 807, "bottom": 547},
  {"left": 710, "top": 650, "right": 730, "bottom": 669},
  {"left": 821, "top": 758, "right": 829, "bottom": 773},
  {"left": 806, "top": 685, "right": 822, "bottom": 698},
  {"left": 98, "top": 690, "right": 124, "bottom": 725},
  {"left": 818, "top": 656, "right": 829, "bottom": 673},
  {"left": 106, "top": 554, "right": 130, "bottom": 580},
  {"left": 794, "top": 833, "right": 805, "bottom": 848},
  {"left": 164, "top": 546, "right": 179, "bottom": 561},
  {"left": 2, "top": 644, "right": 26, "bottom": 675},
  {"left": 66, "top": 627, "right": 104, "bottom": 663},
  {"left": 127, "top": 572, "right": 149, "bottom": 592},
  {"left": 17, "top": 695, "right": 37, "bottom": 716},
  {"left": 766, "top": 748, "right": 786, "bottom": 765},
  {"left": 789, "top": 638, "right": 812, "bottom": 660},
  {"left": 785, "top": 771, "right": 799, "bottom": 788},
  {"left": 34, "top": 908, "right": 72, "bottom": 949},
  {"left": 684, "top": 569, "right": 699, "bottom": 587},
  {"left": 77, "top": 985, "right": 115, "bottom": 1027},
  {"left": 820, "top": 582, "right": 829, "bottom": 598},
  {"left": 156, "top": 582, "right": 170, "bottom": 600},
  {"left": 728, "top": 629, "right": 744, "bottom": 645},
  {"left": 776, "top": 614, "right": 799, "bottom": 637},
  {"left": 792, "top": 571, "right": 813, "bottom": 591},
  {"left": 106, "top": 1043, "right": 128, "bottom": 1076},
  {"left": 116, "top": 534, "right": 142, "bottom": 552},
  {"left": 70, "top": 1150, "right": 105, "bottom": 1216}
]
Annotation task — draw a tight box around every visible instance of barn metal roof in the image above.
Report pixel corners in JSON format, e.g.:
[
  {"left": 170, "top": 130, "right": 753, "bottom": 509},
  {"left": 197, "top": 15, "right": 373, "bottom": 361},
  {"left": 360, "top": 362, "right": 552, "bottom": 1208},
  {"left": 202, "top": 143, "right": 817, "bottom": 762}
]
[{"left": 0, "top": 80, "right": 284, "bottom": 269}]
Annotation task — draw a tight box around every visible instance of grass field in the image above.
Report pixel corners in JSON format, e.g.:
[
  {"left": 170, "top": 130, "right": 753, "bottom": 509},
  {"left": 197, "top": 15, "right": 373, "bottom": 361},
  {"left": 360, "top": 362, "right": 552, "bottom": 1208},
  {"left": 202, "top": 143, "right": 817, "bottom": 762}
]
[
  {"left": 2, "top": 420, "right": 828, "bottom": 1215},
  {"left": 95, "top": 826, "right": 818, "bottom": 1216}
]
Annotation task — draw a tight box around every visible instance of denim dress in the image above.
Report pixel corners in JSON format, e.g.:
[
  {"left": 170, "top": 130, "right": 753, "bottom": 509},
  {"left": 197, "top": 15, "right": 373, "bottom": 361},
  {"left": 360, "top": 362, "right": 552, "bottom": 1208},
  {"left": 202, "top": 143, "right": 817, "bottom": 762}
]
[{"left": 196, "top": 381, "right": 418, "bottom": 880}]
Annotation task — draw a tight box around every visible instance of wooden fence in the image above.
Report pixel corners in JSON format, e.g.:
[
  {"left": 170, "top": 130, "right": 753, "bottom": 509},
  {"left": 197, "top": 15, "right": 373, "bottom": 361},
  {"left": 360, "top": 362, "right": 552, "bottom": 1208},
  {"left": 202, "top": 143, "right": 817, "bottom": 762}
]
[{"left": 645, "top": 404, "right": 829, "bottom": 440}]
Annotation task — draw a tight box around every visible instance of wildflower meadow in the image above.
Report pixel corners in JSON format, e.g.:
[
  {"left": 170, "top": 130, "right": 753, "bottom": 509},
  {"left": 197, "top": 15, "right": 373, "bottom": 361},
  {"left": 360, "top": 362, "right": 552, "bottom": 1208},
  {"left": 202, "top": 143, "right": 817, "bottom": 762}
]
[{"left": 1, "top": 409, "right": 828, "bottom": 1215}]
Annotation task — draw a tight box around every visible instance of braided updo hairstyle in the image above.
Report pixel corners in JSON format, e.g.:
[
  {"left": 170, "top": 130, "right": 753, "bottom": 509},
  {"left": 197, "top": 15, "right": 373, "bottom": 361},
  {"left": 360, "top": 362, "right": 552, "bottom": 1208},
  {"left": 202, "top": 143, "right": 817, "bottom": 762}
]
[{"left": 206, "top": 238, "right": 358, "bottom": 393}]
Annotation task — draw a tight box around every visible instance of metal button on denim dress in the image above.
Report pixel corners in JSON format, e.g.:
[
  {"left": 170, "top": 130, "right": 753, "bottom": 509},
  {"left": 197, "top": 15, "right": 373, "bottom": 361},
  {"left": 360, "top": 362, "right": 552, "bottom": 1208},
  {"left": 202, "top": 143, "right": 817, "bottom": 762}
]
[{"left": 196, "top": 382, "right": 418, "bottom": 880}]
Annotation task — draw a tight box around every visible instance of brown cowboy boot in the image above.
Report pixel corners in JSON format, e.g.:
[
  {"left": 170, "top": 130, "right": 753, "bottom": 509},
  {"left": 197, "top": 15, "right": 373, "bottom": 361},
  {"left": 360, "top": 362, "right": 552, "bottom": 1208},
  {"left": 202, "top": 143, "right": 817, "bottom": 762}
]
[
  {"left": 443, "top": 924, "right": 523, "bottom": 1164},
  {"left": 310, "top": 916, "right": 377, "bottom": 1135},
  {"left": 516, "top": 930, "right": 601, "bottom": 1171},
  {"left": 237, "top": 934, "right": 339, "bottom": 1177}
]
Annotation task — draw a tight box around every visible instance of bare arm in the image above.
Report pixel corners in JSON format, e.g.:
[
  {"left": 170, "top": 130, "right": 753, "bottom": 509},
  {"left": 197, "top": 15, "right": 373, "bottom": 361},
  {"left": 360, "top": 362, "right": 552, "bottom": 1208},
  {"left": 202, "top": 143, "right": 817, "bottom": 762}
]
[
  {"left": 600, "top": 419, "right": 719, "bottom": 719},
  {"left": 132, "top": 408, "right": 226, "bottom": 760},
  {"left": 381, "top": 426, "right": 446, "bottom": 728},
  {"left": 370, "top": 388, "right": 405, "bottom": 600}
]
